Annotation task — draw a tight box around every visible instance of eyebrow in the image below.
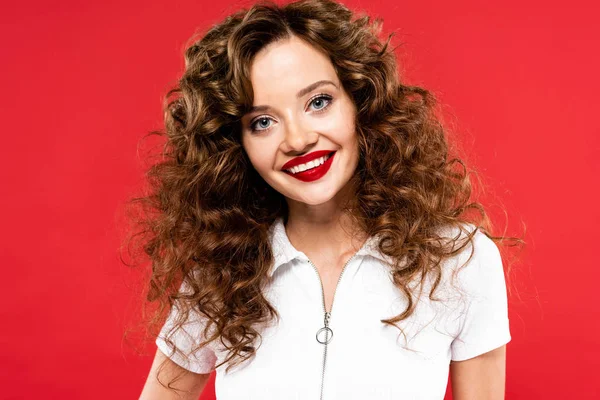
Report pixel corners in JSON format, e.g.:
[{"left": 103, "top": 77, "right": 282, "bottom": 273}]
[{"left": 246, "top": 79, "right": 339, "bottom": 115}]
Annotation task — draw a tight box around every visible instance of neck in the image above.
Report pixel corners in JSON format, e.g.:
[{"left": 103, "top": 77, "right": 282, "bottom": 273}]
[{"left": 284, "top": 182, "right": 367, "bottom": 261}]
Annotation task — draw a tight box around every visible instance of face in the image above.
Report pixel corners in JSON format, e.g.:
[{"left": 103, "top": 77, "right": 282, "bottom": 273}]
[{"left": 240, "top": 35, "right": 359, "bottom": 207}]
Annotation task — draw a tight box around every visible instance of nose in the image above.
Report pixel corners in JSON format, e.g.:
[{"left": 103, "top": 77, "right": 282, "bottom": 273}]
[{"left": 280, "top": 116, "right": 319, "bottom": 154}]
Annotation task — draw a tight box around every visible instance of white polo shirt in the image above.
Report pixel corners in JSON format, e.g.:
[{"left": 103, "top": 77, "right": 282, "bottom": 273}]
[{"left": 156, "top": 216, "right": 511, "bottom": 399}]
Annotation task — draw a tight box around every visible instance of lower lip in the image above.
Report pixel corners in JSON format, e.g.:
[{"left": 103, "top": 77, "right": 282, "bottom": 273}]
[{"left": 283, "top": 152, "right": 336, "bottom": 182}]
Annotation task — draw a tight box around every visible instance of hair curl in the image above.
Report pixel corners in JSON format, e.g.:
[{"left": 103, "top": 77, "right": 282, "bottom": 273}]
[{"left": 121, "top": 0, "right": 524, "bottom": 392}]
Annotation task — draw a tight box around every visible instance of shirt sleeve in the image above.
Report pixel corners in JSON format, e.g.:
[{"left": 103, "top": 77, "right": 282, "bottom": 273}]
[
  {"left": 155, "top": 280, "right": 218, "bottom": 374},
  {"left": 450, "top": 230, "right": 511, "bottom": 362}
]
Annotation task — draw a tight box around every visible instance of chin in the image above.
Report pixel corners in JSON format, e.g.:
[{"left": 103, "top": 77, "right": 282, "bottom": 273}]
[
  {"left": 287, "top": 187, "right": 340, "bottom": 206},
  {"left": 295, "top": 197, "right": 334, "bottom": 206}
]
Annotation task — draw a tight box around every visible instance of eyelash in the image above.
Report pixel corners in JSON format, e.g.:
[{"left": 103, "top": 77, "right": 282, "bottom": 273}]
[{"left": 249, "top": 93, "right": 334, "bottom": 133}]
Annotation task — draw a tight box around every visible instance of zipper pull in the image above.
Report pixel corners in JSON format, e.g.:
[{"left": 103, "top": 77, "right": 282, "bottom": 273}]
[{"left": 316, "top": 312, "right": 333, "bottom": 344}]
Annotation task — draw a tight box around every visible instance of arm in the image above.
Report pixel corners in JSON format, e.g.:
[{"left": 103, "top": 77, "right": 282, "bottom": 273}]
[
  {"left": 449, "top": 230, "right": 511, "bottom": 399},
  {"left": 450, "top": 344, "right": 507, "bottom": 400},
  {"left": 139, "top": 347, "right": 212, "bottom": 400}
]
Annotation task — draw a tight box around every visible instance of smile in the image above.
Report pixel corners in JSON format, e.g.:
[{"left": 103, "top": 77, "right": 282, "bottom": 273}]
[
  {"left": 283, "top": 151, "right": 336, "bottom": 182},
  {"left": 285, "top": 153, "right": 332, "bottom": 174}
]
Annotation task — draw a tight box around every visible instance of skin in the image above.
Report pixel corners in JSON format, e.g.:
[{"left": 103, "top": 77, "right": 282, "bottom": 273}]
[
  {"left": 450, "top": 345, "right": 507, "bottom": 399},
  {"left": 140, "top": 34, "right": 507, "bottom": 399},
  {"left": 240, "top": 35, "right": 367, "bottom": 288}
]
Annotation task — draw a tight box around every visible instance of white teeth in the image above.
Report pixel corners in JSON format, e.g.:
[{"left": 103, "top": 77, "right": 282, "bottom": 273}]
[{"left": 286, "top": 154, "right": 331, "bottom": 174}]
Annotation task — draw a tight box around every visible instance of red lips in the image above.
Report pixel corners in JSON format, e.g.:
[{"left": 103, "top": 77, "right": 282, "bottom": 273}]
[
  {"left": 281, "top": 150, "right": 335, "bottom": 170},
  {"left": 283, "top": 151, "right": 336, "bottom": 182}
]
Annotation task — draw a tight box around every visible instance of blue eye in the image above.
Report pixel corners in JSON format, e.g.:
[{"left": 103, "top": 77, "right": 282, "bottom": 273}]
[
  {"left": 249, "top": 94, "right": 334, "bottom": 133},
  {"left": 252, "top": 117, "right": 272, "bottom": 131},
  {"left": 308, "top": 94, "right": 333, "bottom": 111}
]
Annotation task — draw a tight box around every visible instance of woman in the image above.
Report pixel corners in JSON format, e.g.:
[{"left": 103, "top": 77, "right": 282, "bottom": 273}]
[{"left": 133, "top": 0, "right": 517, "bottom": 398}]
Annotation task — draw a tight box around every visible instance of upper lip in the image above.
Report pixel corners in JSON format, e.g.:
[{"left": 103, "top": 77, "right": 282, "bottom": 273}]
[{"left": 282, "top": 150, "right": 335, "bottom": 170}]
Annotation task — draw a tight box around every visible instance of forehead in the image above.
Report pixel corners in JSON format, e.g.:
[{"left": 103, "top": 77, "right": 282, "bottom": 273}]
[{"left": 249, "top": 36, "right": 338, "bottom": 97}]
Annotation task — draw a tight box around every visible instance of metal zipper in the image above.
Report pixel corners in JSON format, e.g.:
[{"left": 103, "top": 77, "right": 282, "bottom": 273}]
[{"left": 307, "top": 251, "right": 361, "bottom": 400}]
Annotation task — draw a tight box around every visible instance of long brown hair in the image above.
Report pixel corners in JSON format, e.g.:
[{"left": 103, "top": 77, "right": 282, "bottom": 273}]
[{"left": 121, "top": 0, "right": 523, "bottom": 391}]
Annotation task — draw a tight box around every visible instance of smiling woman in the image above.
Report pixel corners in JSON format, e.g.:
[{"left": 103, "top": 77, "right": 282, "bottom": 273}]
[
  {"left": 240, "top": 36, "right": 360, "bottom": 204},
  {"left": 126, "top": 0, "right": 521, "bottom": 399}
]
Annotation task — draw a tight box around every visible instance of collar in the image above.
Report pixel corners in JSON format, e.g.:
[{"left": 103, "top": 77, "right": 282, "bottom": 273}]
[{"left": 267, "top": 216, "right": 396, "bottom": 277}]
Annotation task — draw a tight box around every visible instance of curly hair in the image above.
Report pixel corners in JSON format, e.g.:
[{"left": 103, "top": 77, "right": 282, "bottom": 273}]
[{"left": 122, "top": 0, "right": 523, "bottom": 391}]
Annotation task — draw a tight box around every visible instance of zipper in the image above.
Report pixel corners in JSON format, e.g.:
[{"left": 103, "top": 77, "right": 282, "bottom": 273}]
[{"left": 307, "top": 251, "right": 361, "bottom": 400}]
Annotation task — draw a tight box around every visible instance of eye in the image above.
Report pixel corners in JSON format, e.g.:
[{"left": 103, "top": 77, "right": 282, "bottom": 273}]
[
  {"left": 249, "top": 116, "right": 273, "bottom": 132},
  {"left": 308, "top": 93, "right": 333, "bottom": 112},
  {"left": 248, "top": 94, "right": 334, "bottom": 133}
]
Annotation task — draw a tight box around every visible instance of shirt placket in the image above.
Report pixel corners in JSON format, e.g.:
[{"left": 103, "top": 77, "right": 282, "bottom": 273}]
[{"left": 303, "top": 252, "right": 363, "bottom": 400}]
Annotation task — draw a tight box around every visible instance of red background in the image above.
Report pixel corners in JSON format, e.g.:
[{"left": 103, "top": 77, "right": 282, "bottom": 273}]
[{"left": 1, "top": 0, "right": 598, "bottom": 398}]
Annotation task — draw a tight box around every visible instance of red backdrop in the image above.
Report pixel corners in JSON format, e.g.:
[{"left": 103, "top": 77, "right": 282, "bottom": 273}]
[{"left": 1, "top": 0, "right": 598, "bottom": 398}]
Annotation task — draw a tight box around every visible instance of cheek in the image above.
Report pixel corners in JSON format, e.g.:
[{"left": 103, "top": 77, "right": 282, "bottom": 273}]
[
  {"left": 251, "top": 157, "right": 269, "bottom": 173},
  {"left": 341, "top": 127, "right": 358, "bottom": 154},
  {"left": 245, "top": 142, "right": 274, "bottom": 173}
]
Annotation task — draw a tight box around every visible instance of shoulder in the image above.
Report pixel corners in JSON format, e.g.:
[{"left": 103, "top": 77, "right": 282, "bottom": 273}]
[
  {"left": 435, "top": 223, "right": 505, "bottom": 298},
  {"left": 436, "top": 222, "right": 501, "bottom": 267}
]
